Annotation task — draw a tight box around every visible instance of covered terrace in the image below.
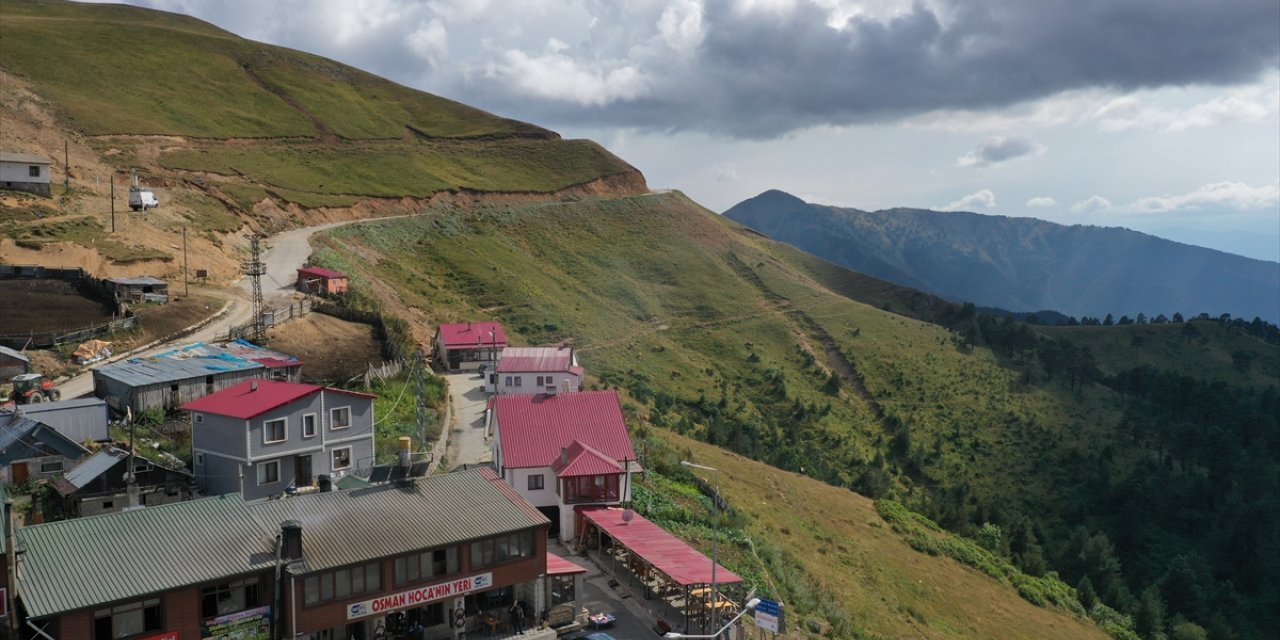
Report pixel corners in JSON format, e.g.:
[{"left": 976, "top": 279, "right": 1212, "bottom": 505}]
[{"left": 574, "top": 505, "right": 745, "bottom": 635}]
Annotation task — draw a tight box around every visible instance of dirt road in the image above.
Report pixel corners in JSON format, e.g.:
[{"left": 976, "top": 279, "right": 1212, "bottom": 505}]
[{"left": 56, "top": 219, "right": 385, "bottom": 399}]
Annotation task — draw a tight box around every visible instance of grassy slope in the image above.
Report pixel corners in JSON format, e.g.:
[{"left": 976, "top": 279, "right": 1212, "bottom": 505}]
[{"left": 313, "top": 192, "right": 1116, "bottom": 638}]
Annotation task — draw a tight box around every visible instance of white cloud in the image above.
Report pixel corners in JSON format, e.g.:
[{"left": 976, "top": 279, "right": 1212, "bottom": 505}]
[
  {"left": 1129, "top": 182, "right": 1280, "bottom": 213},
  {"left": 1092, "top": 86, "right": 1279, "bottom": 133},
  {"left": 1070, "top": 195, "right": 1113, "bottom": 214},
  {"left": 945, "top": 189, "right": 996, "bottom": 211},
  {"left": 1026, "top": 197, "right": 1057, "bottom": 207},
  {"left": 406, "top": 19, "right": 449, "bottom": 67},
  {"left": 713, "top": 163, "right": 739, "bottom": 183},
  {"left": 490, "top": 49, "right": 650, "bottom": 107},
  {"left": 657, "top": 0, "right": 705, "bottom": 54}
]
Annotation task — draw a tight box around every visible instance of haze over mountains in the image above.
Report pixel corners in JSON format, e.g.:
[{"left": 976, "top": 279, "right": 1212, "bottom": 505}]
[{"left": 725, "top": 190, "right": 1280, "bottom": 324}]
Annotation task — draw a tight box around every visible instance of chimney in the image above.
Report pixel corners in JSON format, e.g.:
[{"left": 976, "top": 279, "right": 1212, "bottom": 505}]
[
  {"left": 281, "top": 521, "right": 303, "bottom": 561},
  {"left": 317, "top": 474, "right": 332, "bottom": 492},
  {"left": 250, "top": 380, "right": 258, "bottom": 392},
  {"left": 560, "top": 447, "right": 568, "bottom": 466}
]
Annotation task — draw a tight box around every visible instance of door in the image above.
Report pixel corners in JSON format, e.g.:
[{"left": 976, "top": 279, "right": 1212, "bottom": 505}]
[
  {"left": 295, "top": 455, "right": 313, "bottom": 488},
  {"left": 12, "top": 462, "right": 28, "bottom": 484}
]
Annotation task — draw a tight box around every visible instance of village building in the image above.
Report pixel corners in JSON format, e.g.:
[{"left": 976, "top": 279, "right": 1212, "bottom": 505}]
[
  {"left": 490, "top": 390, "right": 638, "bottom": 540},
  {"left": 182, "top": 379, "right": 376, "bottom": 501},
  {"left": 296, "top": 266, "right": 350, "bottom": 294},
  {"left": 0, "top": 345, "right": 30, "bottom": 380},
  {"left": 6, "top": 468, "right": 551, "bottom": 640},
  {"left": 93, "top": 340, "right": 302, "bottom": 414},
  {"left": 2, "top": 397, "right": 110, "bottom": 443},
  {"left": 53, "top": 446, "right": 193, "bottom": 517},
  {"left": 434, "top": 322, "right": 507, "bottom": 372},
  {"left": 0, "top": 151, "right": 52, "bottom": 196},
  {"left": 485, "top": 346, "right": 584, "bottom": 395},
  {"left": 0, "top": 414, "right": 88, "bottom": 484},
  {"left": 104, "top": 275, "right": 169, "bottom": 303}
]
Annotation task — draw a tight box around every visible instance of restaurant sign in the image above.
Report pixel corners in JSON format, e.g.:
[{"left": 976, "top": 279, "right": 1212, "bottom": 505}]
[
  {"left": 347, "top": 573, "right": 493, "bottom": 620},
  {"left": 201, "top": 605, "right": 271, "bottom": 640}
]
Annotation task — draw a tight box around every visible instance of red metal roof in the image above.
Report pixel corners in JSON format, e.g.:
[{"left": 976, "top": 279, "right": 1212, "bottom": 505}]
[
  {"left": 297, "top": 266, "right": 347, "bottom": 280},
  {"left": 495, "top": 391, "right": 635, "bottom": 469},
  {"left": 497, "top": 347, "right": 575, "bottom": 373},
  {"left": 553, "top": 440, "right": 624, "bottom": 477},
  {"left": 437, "top": 322, "right": 508, "bottom": 349},
  {"left": 180, "top": 379, "right": 322, "bottom": 419},
  {"left": 577, "top": 506, "right": 743, "bottom": 586},
  {"left": 547, "top": 552, "right": 587, "bottom": 575}
]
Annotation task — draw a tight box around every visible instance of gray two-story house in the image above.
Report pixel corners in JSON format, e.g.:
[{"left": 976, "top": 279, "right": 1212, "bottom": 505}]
[{"left": 180, "top": 379, "right": 375, "bottom": 501}]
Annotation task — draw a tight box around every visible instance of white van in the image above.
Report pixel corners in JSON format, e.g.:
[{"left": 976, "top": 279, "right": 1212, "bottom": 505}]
[{"left": 129, "top": 187, "right": 159, "bottom": 211}]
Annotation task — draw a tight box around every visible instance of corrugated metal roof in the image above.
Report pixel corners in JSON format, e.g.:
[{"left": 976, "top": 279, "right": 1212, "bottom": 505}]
[
  {"left": 5, "top": 398, "right": 109, "bottom": 443},
  {"left": 495, "top": 391, "right": 636, "bottom": 469},
  {"left": 0, "top": 152, "right": 51, "bottom": 164},
  {"left": 181, "top": 379, "right": 322, "bottom": 419},
  {"left": 55, "top": 447, "right": 127, "bottom": 495},
  {"left": 106, "top": 276, "right": 167, "bottom": 287},
  {"left": 0, "top": 416, "right": 89, "bottom": 462},
  {"left": 9, "top": 397, "right": 104, "bottom": 414},
  {"left": 95, "top": 340, "right": 298, "bottom": 387},
  {"left": 577, "top": 506, "right": 743, "bottom": 587},
  {"left": 0, "top": 345, "right": 30, "bottom": 362},
  {"left": 297, "top": 266, "right": 346, "bottom": 279},
  {"left": 547, "top": 552, "right": 586, "bottom": 575},
  {"left": 553, "top": 440, "right": 624, "bottom": 478},
  {"left": 497, "top": 347, "right": 575, "bottom": 374},
  {"left": 16, "top": 493, "right": 276, "bottom": 618},
  {"left": 437, "top": 322, "right": 507, "bottom": 349},
  {"left": 248, "top": 468, "right": 547, "bottom": 573}
]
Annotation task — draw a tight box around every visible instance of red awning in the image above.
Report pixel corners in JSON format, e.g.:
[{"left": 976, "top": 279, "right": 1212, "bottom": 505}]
[
  {"left": 547, "top": 552, "right": 587, "bottom": 576},
  {"left": 577, "top": 506, "right": 743, "bottom": 587}
]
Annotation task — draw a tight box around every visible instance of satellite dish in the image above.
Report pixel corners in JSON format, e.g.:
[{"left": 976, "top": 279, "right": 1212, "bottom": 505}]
[{"left": 622, "top": 508, "right": 634, "bottom": 523}]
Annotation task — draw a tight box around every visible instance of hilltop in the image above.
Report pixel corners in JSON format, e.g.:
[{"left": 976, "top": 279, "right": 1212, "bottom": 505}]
[
  {"left": 0, "top": 0, "right": 644, "bottom": 280},
  {"left": 724, "top": 190, "right": 1280, "bottom": 324}
]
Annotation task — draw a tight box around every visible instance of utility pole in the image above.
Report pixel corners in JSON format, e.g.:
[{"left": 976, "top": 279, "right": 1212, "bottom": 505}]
[
  {"left": 63, "top": 140, "right": 70, "bottom": 192},
  {"left": 110, "top": 176, "right": 116, "bottom": 232},
  {"left": 682, "top": 460, "right": 721, "bottom": 636},
  {"left": 414, "top": 346, "right": 429, "bottom": 455},
  {"left": 183, "top": 227, "right": 189, "bottom": 297},
  {"left": 243, "top": 234, "right": 266, "bottom": 342}
]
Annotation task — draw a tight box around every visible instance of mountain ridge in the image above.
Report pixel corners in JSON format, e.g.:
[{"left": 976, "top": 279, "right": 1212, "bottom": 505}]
[{"left": 724, "top": 189, "right": 1280, "bottom": 323}]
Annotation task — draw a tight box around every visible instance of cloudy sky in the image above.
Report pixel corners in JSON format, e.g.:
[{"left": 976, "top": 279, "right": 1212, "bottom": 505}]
[{"left": 101, "top": 0, "right": 1279, "bottom": 260}]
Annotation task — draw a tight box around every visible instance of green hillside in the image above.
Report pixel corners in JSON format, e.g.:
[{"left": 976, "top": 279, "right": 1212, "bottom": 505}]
[{"left": 315, "top": 192, "right": 1249, "bottom": 638}]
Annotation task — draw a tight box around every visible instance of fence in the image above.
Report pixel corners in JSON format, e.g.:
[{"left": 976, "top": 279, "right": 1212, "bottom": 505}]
[
  {"left": 0, "top": 316, "right": 137, "bottom": 349},
  {"left": 224, "top": 297, "right": 316, "bottom": 341}
]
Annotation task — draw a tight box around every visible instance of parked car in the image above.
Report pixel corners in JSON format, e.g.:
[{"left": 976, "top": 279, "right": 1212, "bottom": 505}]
[{"left": 129, "top": 187, "right": 159, "bottom": 211}]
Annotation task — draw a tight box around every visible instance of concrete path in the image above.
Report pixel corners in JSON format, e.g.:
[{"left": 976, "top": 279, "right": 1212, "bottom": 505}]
[{"left": 443, "top": 371, "right": 493, "bottom": 470}]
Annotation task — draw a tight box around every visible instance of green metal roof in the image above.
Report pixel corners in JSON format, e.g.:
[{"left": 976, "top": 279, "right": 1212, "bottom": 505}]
[{"left": 16, "top": 493, "right": 276, "bottom": 618}]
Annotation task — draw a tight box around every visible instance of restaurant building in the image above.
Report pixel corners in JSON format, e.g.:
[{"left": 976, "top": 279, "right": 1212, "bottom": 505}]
[{"left": 8, "top": 468, "right": 550, "bottom": 640}]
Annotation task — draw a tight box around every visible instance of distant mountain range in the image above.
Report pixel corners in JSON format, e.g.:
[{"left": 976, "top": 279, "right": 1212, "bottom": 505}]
[{"left": 724, "top": 190, "right": 1280, "bottom": 323}]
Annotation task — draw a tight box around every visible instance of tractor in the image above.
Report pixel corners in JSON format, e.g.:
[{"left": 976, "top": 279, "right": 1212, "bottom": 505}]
[{"left": 10, "top": 373, "right": 61, "bottom": 404}]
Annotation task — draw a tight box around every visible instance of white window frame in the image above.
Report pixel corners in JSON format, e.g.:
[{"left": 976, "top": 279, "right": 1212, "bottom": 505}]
[
  {"left": 528, "top": 473, "right": 544, "bottom": 491},
  {"left": 264, "top": 417, "right": 287, "bottom": 444},
  {"left": 302, "top": 413, "right": 317, "bottom": 438},
  {"left": 257, "top": 460, "right": 280, "bottom": 485},
  {"left": 331, "top": 446, "right": 353, "bottom": 471},
  {"left": 330, "top": 406, "right": 352, "bottom": 430}
]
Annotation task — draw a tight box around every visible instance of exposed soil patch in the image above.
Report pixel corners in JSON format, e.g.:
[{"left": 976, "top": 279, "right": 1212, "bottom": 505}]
[
  {"left": 265, "top": 311, "right": 384, "bottom": 385},
  {"left": 0, "top": 278, "right": 113, "bottom": 333},
  {"left": 128, "top": 293, "right": 222, "bottom": 347}
]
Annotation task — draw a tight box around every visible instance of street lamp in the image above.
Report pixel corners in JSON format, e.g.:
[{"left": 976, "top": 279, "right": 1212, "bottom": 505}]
[
  {"left": 663, "top": 598, "right": 761, "bottom": 639},
  {"left": 681, "top": 460, "right": 721, "bottom": 635}
]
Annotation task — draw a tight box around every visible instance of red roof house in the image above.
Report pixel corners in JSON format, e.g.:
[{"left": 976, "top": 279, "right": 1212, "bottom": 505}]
[
  {"left": 491, "top": 346, "right": 584, "bottom": 394},
  {"left": 491, "top": 390, "right": 637, "bottom": 540},
  {"left": 434, "top": 322, "right": 507, "bottom": 371},
  {"left": 296, "top": 266, "right": 349, "bottom": 294}
]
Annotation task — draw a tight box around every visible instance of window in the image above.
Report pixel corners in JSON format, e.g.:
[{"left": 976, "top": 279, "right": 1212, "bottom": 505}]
[
  {"left": 514, "top": 376, "right": 522, "bottom": 387},
  {"left": 304, "top": 564, "right": 380, "bottom": 605},
  {"left": 470, "top": 530, "right": 534, "bottom": 569},
  {"left": 302, "top": 413, "right": 317, "bottom": 438},
  {"left": 40, "top": 460, "right": 64, "bottom": 473},
  {"left": 93, "top": 598, "right": 161, "bottom": 640},
  {"left": 201, "top": 578, "right": 259, "bottom": 618},
  {"left": 504, "top": 376, "right": 513, "bottom": 387},
  {"left": 332, "top": 447, "right": 352, "bottom": 471},
  {"left": 550, "top": 574, "right": 576, "bottom": 605},
  {"left": 194, "top": 413, "right": 204, "bottom": 424},
  {"left": 527, "top": 474, "right": 544, "bottom": 491},
  {"left": 195, "top": 453, "right": 205, "bottom": 467},
  {"left": 330, "top": 406, "right": 351, "bottom": 430},
  {"left": 28, "top": 165, "right": 40, "bottom": 178},
  {"left": 257, "top": 460, "right": 280, "bottom": 485},
  {"left": 264, "top": 418, "right": 287, "bottom": 444},
  {"left": 394, "top": 547, "right": 459, "bottom": 585},
  {"left": 536, "top": 376, "right": 544, "bottom": 386}
]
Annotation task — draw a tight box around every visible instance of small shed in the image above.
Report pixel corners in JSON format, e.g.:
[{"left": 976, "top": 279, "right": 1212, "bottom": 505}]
[
  {"left": 54, "top": 446, "right": 193, "bottom": 517},
  {"left": 0, "top": 151, "right": 52, "bottom": 196},
  {"left": 0, "top": 345, "right": 30, "bottom": 380},
  {"left": 0, "top": 414, "right": 89, "bottom": 484},
  {"left": 105, "top": 276, "right": 169, "bottom": 303},
  {"left": 296, "top": 266, "right": 349, "bottom": 294},
  {"left": 2, "top": 397, "right": 110, "bottom": 443},
  {"left": 93, "top": 340, "right": 303, "bottom": 414},
  {"left": 434, "top": 321, "right": 507, "bottom": 371}
]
